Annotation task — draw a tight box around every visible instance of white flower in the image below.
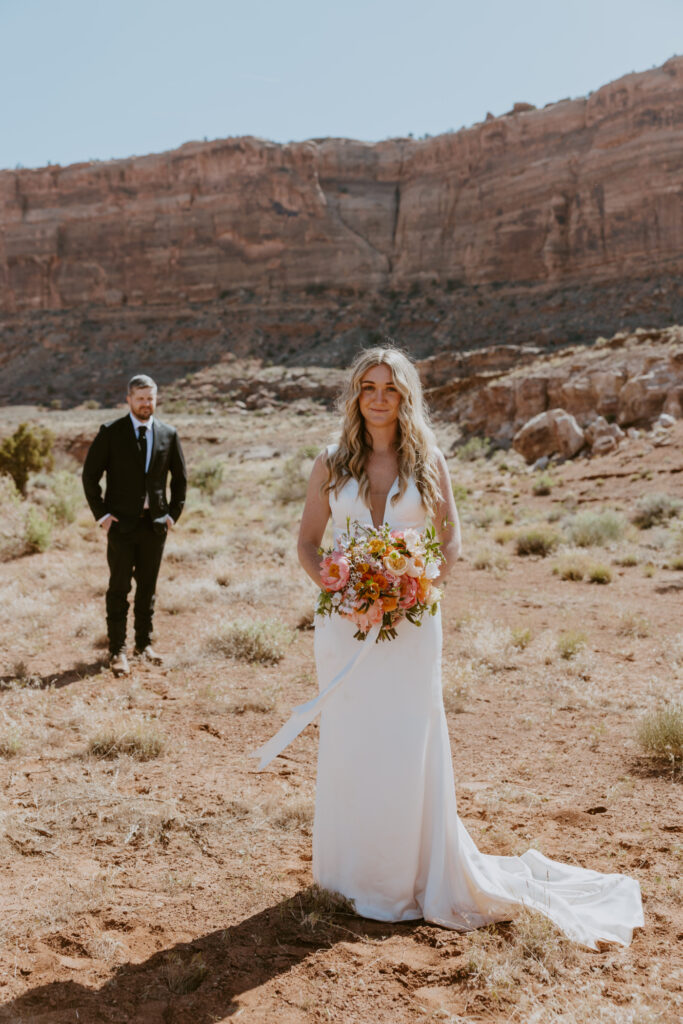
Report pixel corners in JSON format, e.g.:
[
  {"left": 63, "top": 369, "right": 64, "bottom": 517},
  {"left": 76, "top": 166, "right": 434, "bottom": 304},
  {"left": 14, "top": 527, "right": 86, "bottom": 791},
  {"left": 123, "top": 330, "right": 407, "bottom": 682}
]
[
  {"left": 402, "top": 529, "right": 422, "bottom": 553},
  {"left": 425, "top": 562, "right": 440, "bottom": 580},
  {"left": 405, "top": 555, "right": 426, "bottom": 577},
  {"left": 332, "top": 592, "right": 342, "bottom": 606}
]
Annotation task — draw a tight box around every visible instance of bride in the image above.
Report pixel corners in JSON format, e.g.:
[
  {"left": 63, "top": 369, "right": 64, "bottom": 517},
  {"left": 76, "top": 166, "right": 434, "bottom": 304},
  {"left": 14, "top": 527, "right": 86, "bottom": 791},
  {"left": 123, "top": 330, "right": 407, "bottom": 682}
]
[{"left": 264, "top": 345, "right": 643, "bottom": 950}]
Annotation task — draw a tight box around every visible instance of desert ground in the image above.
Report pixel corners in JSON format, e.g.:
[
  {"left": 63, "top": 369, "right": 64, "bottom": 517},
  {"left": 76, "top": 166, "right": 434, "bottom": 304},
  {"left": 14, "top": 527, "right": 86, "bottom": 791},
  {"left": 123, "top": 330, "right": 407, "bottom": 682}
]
[{"left": 0, "top": 394, "right": 681, "bottom": 1023}]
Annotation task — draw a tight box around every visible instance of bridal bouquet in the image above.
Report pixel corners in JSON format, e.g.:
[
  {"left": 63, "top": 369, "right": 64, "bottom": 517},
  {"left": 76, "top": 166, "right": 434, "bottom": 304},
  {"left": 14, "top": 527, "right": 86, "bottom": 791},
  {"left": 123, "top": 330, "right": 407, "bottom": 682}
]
[{"left": 317, "top": 521, "right": 444, "bottom": 642}]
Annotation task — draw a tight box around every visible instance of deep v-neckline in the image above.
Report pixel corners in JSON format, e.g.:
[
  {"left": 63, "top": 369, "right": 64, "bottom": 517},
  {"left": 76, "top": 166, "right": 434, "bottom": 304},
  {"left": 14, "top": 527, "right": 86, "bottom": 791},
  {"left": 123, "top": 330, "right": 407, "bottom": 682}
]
[{"left": 365, "top": 475, "right": 399, "bottom": 529}]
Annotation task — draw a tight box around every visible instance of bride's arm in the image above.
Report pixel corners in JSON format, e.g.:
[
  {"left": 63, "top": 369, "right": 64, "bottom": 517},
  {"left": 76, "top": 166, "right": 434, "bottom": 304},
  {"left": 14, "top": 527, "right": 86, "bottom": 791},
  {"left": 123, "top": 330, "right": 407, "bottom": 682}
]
[
  {"left": 297, "top": 452, "right": 332, "bottom": 586},
  {"left": 433, "top": 450, "right": 462, "bottom": 581}
]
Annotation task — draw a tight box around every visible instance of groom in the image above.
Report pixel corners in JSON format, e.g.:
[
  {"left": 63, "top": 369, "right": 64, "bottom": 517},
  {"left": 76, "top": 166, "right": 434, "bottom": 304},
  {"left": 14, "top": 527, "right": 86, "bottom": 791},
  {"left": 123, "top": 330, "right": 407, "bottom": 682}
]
[{"left": 82, "top": 374, "right": 187, "bottom": 676}]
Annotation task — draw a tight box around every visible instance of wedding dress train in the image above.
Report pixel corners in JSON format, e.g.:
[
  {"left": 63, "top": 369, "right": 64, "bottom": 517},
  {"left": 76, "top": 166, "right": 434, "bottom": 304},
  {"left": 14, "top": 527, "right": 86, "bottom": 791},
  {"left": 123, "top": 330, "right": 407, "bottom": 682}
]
[{"left": 309, "top": 469, "right": 643, "bottom": 950}]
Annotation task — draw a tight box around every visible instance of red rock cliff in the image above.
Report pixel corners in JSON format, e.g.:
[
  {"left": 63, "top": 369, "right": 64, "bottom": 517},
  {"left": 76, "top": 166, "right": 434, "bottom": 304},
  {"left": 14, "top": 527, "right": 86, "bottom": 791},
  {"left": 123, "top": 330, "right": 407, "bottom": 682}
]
[{"left": 1, "top": 58, "right": 682, "bottom": 314}]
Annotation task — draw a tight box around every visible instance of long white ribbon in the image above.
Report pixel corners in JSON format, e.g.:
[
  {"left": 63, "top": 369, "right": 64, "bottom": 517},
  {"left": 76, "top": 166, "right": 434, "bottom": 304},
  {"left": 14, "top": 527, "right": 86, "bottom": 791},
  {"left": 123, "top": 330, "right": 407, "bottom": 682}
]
[{"left": 251, "top": 621, "right": 381, "bottom": 770}]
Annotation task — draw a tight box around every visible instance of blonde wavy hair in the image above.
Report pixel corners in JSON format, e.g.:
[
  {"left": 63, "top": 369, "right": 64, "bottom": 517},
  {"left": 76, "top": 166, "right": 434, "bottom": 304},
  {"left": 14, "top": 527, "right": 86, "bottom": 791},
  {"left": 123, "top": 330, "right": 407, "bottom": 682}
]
[{"left": 325, "top": 346, "right": 442, "bottom": 518}]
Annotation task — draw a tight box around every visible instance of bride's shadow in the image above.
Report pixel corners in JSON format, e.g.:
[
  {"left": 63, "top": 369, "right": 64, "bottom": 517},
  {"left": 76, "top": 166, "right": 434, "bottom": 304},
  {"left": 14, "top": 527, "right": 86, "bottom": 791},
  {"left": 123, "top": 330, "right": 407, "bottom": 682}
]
[{"left": 0, "top": 888, "right": 413, "bottom": 1022}]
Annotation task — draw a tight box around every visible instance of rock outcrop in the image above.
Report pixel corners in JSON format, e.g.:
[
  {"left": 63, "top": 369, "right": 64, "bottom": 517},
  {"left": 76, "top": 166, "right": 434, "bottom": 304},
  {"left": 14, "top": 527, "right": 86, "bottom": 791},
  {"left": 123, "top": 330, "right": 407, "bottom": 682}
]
[
  {"left": 513, "top": 409, "right": 585, "bottom": 462},
  {"left": 429, "top": 325, "right": 683, "bottom": 441}
]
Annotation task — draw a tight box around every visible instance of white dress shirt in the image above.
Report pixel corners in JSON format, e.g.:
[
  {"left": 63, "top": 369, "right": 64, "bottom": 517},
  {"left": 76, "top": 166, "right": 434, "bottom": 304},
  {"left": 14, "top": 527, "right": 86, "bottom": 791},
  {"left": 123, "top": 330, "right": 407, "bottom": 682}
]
[{"left": 98, "top": 414, "right": 173, "bottom": 526}]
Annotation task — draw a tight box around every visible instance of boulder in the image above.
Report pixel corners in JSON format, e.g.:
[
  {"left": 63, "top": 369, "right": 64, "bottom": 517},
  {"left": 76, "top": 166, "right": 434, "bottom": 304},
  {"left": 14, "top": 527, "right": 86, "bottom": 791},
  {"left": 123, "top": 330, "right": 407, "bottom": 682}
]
[
  {"left": 512, "top": 409, "right": 585, "bottom": 463},
  {"left": 585, "top": 416, "right": 625, "bottom": 449},
  {"left": 591, "top": 435, "right": 617, "bottom": 456}
]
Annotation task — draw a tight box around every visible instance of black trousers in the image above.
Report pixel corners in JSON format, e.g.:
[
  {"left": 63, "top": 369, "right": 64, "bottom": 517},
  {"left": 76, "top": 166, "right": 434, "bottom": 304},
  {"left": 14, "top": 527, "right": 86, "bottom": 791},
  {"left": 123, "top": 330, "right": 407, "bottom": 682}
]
[{"left": 106, "top": 514, "right": 166, "bottom": 654}]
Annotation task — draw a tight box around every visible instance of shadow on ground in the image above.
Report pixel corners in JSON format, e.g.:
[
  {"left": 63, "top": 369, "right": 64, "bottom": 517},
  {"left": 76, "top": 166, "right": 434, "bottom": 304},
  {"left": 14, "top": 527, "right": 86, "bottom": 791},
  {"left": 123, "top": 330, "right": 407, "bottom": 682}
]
[
  {"left": 0, "top": 659, "right": 108, "bottom": 692},
  {"left": 0, "top": 888, "right": 418, "bottom": 1023}
]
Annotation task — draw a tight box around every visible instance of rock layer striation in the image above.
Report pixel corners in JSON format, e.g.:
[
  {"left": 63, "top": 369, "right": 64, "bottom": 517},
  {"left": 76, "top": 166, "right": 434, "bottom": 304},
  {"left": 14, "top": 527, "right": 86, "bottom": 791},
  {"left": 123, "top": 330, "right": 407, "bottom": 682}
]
[{"left": 1, "top": 59, "right": 683, "bottom": 314}]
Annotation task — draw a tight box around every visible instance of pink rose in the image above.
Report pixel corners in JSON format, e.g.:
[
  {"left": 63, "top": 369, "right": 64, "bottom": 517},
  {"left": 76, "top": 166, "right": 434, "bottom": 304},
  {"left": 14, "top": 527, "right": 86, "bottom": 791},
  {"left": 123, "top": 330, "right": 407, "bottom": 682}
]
[
  {"left": 350, "top": 608, "right": 373, "bottom": 632},
  {"left": 351, "top": 600, "right": 385, "bottom": 632},
  {"left": 398, "top": 574, "right": 418, "bottom": 609},
  {"left": 320, "top": 551, "right": 350, "bottom": 592}
]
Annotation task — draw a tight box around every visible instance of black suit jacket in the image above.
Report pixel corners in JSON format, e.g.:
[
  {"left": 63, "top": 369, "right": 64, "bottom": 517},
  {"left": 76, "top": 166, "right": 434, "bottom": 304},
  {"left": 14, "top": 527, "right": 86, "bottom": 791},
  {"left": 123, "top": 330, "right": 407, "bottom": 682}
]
[{"left": 82, "top": 415, "right": 187, "bottom": 532}]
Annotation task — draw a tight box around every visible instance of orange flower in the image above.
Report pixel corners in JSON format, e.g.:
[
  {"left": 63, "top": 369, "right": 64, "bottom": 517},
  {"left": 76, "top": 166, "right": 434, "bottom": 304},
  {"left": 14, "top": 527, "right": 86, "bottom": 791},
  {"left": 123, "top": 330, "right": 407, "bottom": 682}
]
[
  {"left": 417, "top": 577, "right": 432, "bottom": 603},
  {"left": 383, "top": 596, "right": 399, "bottom": 612},
  {"left": 365, "top": 582, "right": 380, "bottom": 601}
]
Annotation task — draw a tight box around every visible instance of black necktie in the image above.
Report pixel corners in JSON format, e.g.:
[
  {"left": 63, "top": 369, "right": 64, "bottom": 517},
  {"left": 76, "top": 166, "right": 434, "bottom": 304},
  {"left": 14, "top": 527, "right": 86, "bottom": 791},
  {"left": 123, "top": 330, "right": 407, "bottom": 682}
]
[{"left": 137, "top": 425, "right": 147, "bottom": 470}]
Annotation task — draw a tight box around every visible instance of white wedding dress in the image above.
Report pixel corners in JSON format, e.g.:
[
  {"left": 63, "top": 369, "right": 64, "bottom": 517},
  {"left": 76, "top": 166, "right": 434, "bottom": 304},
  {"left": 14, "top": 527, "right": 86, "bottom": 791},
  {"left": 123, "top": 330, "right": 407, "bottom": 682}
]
[{"left": 311, "top": 467, "right": 644, "bottom": 950}]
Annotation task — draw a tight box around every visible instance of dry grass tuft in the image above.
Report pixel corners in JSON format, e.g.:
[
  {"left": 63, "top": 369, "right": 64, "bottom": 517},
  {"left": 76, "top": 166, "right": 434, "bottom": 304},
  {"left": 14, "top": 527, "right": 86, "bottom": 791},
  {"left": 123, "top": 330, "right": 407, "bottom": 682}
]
[
  {"left": 637, "top": 705, "right": 683, "bottom": 761},
  {"left": 587, "top": 563, "right": 612, "bottom": 584},
  {"left": 632, "top": 492, "right": 682, "bottom": 529},
  {"left": 493, "top": 526, "right": 517, "bottom": 546},
  {"left": 617, "top": 613, "right": 651, "bottom": 638},
  {"left": 515, "top": 527, "right": 561, "bottom": 557},
  {"left": 442, "top": 660, "right": 477, "bottom": 713},
  {"left": 161, "top": 952, "right": 208, "bottom": 994},
  {"left": 556, "top": 631, "right": 587, "bottom": 660},
  {"left": 564, "top": 509, "right": 626, "bottom": 547},
  {"left": 510, "top": 627, "right": 532, "bottom": 650},
  {"left": 459, "top": 619, "right": 515, "bottom": 672},
  {"left": 88, "top": 723, "right": 166, "bottom": 761},
  {"left": 206, "top": 619, "right": 294, "bottom": 665},
  {"left": 226, "top": 686, "right": 279, "bottom": 715},
  {"left": 532, "top": 473, "right": 554, "bottom": 496},
  {"left": 553, "top": 552, "right": 588, "bottom": 581},
  {"left": 263, "top": 793, "right": 314, "bottom": 832},
  {"left": 472, "top": 544, "right": 509, "bottom": 572},
  {"left": 296, "top": 607, "right": 316, "bottom": 631},
  {"left": 613, "top": 549, "right": 639, "bottom": 567},
  {"left": 0, "top": 727, "right": 21, "bottom": 758},
  {"left": 456, "top": 909, "right": 576, "bottom": 1000},
  {"left": 277, "top": 446, "right": 319, "bottom": 503},
  {"left": 289, "top": 884, "right": 356, "bottom": 934}
]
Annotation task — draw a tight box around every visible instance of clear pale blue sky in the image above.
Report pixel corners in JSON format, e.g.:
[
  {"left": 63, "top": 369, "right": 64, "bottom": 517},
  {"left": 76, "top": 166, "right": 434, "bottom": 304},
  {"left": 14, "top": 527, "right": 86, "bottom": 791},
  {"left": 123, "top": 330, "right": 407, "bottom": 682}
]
[{"left": 1, "top": 0, "right": 681, "bottom": 170}]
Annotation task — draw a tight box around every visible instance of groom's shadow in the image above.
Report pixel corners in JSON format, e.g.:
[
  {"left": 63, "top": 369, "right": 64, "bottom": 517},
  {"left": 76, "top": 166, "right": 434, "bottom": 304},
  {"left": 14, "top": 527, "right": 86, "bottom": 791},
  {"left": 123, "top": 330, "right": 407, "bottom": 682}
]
[
  {"left": 0, "top": 658, "right": 108, "bottom": 692},
  {"left": 0, "top": 888, "right": 413, "bottom": 1023}
]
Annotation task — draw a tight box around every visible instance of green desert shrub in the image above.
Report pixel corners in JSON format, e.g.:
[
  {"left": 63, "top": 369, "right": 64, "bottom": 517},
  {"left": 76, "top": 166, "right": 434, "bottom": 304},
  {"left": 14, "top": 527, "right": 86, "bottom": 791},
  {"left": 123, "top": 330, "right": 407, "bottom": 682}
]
[
  {"left": 0, "top": 477, "right": 25, "bottom": 560},
  {"left": 564, "top": 509, "right": 626, "bottom": 547},
  {"left": 632, "top": 493, "right": 682, "bottom": 529},
  {"left": 277, "top": 446, "right": 319, "bottom": 503},
  {"left": 456, "top": 436, "right": 491, "bottom": 462},
  {"left": 189, "top": 458, "right": 225, "bottom": 497},
  {"left": 46, "top": 470, "right": 81, "bottom": 524},
  {"left": 24, "top": 506, "right": 53, "bottom": 553},
  {"left": 207, "top": 619, "right": 294, "bottom": 665},
  {"left": 515, "top": 527, "right": 561, "bottom": 557},
  {"left": 0, "top": 422, "right": 54, "bottom": 496},
  {"left": 637, "top": 705, "right": 683, "bottom": 762}
]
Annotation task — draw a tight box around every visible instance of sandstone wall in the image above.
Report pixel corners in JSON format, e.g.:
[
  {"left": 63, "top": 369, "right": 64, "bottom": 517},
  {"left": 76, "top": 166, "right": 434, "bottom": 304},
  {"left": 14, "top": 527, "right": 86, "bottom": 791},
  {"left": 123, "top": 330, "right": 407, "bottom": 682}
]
[{"left": 1, "top": 58, "right": 682, "bottom": 314}]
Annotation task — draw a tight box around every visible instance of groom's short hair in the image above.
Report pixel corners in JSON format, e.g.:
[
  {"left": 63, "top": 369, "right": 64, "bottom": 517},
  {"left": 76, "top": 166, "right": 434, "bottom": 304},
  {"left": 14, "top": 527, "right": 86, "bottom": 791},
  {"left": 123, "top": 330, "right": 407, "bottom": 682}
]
[{"left": 128, "top": 374, "right": 157, "bottom": 393}]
